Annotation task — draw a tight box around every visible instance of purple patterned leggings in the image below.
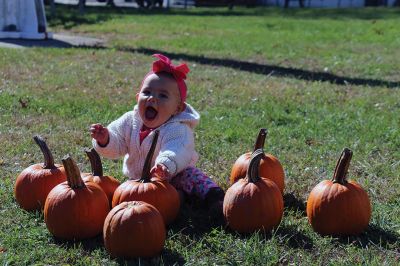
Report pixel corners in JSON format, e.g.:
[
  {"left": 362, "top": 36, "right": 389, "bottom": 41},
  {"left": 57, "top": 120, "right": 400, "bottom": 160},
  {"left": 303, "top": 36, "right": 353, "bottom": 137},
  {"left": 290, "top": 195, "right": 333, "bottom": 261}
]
[{"left": 167, "top": 167, "right": 220, "bottom": 199}]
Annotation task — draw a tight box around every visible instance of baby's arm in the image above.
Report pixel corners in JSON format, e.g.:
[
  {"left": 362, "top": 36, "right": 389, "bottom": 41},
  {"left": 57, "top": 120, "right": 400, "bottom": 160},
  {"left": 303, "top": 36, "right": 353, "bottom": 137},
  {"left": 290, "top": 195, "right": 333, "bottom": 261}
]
[
  {"left": 90, "top": 123, "right": 109, "bottom": 146},
  {"left": 90, "top": 112, "right": 132, "bottom": 159},
  {"left": 155, "top": 124, "right": 195, "bottom": 177},
  {"left": 150, "top": 164, "right": 170, "bottom": 180}
]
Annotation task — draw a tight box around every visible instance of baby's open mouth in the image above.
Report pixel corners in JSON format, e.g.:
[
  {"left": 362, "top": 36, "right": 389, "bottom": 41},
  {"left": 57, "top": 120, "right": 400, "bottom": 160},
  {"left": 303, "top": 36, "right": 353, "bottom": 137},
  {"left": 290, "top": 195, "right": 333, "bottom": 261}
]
[{"left": 145, "top": 106, "right": 158, "bottom": 120}]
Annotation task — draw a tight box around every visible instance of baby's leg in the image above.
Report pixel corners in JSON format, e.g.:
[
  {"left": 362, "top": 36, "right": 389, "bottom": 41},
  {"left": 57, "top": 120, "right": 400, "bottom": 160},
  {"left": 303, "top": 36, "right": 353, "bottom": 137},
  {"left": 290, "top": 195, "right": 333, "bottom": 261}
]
[
  {"left": 171, "top": 167, "right": 225, "bottom": 223},
  {"left": 170, "top": 167, "right": 222, "bottom": 200}
]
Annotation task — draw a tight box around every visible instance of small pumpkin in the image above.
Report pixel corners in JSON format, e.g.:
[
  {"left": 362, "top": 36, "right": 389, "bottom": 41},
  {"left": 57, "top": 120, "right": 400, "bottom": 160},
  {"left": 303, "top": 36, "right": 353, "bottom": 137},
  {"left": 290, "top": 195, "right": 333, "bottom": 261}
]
[
  {"left": 229, "top": 128, "right": 285, "bottom": 194},
  {"left": 83, "top": 148, "right": 120, "bottom": 206},
  {"left": 306, "top": 148, "right": 371, "bottom": 236},
  {"left": 223, "top": 149, "right": 284, "bottom": 233},
  {"left": 14, "top": 136, "right": 67, "bottom": 211},
  {"left": 103, "top": 201, "right": 166, "bottom": 258},
  {"left": 44, "top": 156, "right": 110, "bottom": 240},
  {"left": 112, "top": 130, "right": 180, "bottom": 225}
]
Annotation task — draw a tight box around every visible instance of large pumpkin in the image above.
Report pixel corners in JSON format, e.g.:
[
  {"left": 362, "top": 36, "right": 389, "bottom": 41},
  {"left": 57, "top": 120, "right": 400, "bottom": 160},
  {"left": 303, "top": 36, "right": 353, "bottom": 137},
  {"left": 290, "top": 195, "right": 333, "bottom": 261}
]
[
  {"left": 103, "top": 201, "right": 166, "bottom": 258},
  {"left": 229, "top": 128, "right": 285, "bottom": 194},
  {"left": 112, "top": 130, "right": 180, "bottom": 225},
  {"left": 14, "top": 136, "right": 67, "bottom": 211},
  {"left": 83, "top": 148, "right": 120, "bottom": 206},
  {"left": 44, "top": 156, "right": 110, "bottom": 240},
  {"left": 306, "top": 148, "right": 371, "bottom": 236},
  {"left": 223, "top": 149, "right": 284, "bottom": 233}
]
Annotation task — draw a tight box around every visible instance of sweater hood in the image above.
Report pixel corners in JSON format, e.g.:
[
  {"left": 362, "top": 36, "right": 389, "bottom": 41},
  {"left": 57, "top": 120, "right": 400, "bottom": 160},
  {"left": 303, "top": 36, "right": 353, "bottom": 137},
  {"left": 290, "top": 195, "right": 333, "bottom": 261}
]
[{"left": 133, "top": 102, "right": 200, "bottom": 129}]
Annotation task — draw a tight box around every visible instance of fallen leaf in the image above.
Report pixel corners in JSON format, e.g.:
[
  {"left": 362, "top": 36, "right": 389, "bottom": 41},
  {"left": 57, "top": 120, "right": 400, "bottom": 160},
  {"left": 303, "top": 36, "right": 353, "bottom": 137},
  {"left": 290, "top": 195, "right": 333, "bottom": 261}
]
[{"left": 19, "top": 98, "right": 29, "bottom": 108}]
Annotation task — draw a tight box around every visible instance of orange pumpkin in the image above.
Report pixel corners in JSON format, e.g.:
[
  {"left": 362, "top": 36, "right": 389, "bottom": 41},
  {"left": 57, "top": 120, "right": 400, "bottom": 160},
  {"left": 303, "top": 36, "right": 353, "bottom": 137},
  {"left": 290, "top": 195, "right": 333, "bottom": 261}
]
[
  {"left": 44, "top": 156, "right": 110, "bottom": 240},
  {"left": 223, "top": 149, "right": 284, "bottom": 233},
  {"left": 14, "top": 136, "right": 67, "bottom": 211},
  {"left": 112, "top": 130, "right": 180, "bottom": 225},
  {"left": 306, "top": 148, "right": 371, "bottom": 236},
  {"left": 83, "top": 148, "right": 120, "bottom": 206},
  {"left": 229, "top": 128, "right": 285, "bottom": 194},
  {"left": 103, "top": 201, "right": 166, "bottom": 258}
]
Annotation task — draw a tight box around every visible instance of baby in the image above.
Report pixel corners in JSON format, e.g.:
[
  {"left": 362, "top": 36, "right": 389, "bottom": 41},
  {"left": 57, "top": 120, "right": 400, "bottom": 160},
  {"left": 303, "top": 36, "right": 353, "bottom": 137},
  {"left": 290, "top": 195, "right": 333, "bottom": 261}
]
[{"left": 90, "top": 54, "right": 224, "bottom": 216}]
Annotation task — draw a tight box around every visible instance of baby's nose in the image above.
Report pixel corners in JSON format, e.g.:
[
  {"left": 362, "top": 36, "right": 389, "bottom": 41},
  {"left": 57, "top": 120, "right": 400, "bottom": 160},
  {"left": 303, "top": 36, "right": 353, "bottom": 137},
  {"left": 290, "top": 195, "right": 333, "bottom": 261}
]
[{"left": 148, "top": 95, "right": 156, "bottom": 103}]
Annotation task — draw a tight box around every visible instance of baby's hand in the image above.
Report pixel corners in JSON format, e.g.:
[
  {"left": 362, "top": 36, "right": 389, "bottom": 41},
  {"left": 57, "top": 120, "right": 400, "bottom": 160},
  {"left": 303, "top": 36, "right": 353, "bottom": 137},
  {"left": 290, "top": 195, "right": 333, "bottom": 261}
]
[
  {"left": 89, "top": 123, "right": 109, "bottom": 147},
  {"left": 151, "top": 164, "right": 170, "bottom": 181}
]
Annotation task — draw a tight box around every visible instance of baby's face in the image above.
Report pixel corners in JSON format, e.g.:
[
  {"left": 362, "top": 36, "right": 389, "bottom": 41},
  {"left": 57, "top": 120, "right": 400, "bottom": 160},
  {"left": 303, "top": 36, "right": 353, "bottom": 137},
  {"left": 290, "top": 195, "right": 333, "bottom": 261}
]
[{"left": 136, "top": 73, "right": 183, "bottom": 128}]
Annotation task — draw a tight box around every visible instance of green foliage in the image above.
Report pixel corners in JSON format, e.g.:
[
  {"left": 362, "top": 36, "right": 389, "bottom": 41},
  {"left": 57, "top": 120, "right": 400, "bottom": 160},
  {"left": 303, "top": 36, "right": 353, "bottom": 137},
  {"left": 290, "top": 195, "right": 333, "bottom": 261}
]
[{"left": 0, "top": 6, "right": 399, "bottom": 265}]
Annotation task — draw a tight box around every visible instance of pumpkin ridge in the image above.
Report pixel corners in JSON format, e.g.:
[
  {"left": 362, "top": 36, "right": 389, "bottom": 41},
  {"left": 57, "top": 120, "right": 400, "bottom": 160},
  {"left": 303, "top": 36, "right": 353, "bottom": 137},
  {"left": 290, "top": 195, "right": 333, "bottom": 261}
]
[{"left": 349, "top": 183, "right": 371, "bottom": 227}]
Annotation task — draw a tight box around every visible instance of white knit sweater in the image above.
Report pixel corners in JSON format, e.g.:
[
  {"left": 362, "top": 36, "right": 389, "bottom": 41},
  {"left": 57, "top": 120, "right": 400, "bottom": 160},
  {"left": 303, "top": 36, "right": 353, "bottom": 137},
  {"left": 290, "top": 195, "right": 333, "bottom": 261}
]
[{"left": 92, "top": 103, "right": 200, "bottom": 179}]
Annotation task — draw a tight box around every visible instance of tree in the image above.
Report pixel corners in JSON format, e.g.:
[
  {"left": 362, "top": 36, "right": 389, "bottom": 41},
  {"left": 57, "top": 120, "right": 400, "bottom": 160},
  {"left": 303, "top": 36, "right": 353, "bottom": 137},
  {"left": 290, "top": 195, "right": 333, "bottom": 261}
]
[
  {"left": 79, "top": 0, "right": 86, "bottom": 14},
  {"left": 284, "top": 0, "right": 304, "bottom": 8}
]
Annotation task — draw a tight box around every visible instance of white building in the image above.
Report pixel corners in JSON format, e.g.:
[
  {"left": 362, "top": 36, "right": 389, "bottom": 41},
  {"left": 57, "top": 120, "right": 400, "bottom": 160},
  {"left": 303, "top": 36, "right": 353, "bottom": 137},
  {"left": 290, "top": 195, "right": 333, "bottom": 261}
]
[{"left": 0, "top": 0, "right": 51, "bottom": 39}]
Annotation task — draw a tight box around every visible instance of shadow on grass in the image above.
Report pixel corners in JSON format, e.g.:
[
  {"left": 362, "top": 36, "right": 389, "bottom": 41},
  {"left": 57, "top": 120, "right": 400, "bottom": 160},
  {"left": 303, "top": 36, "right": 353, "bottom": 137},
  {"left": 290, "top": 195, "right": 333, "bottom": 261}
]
[
  {"left": 0, "top": 38, "right": 81, "bottom": 48},
  {"left": 3, "top": 38, "right": 398, "bottom": 88},
  {"left": 46, "top": 5, "right": 400, "bottom": 30},
  {"left": 283, "top": 192, "right": 306, "bottom": 215},
  {"left": 335, "top": 224, "right": 400, "bottom": 250},
  {"left": 53, "top": 234, "right": 104, "bottom": 253},
  {"left": 114, "top": 47, "right": 400, "bottom": 89},
  {"left": 113, "top": 249, "right": 185, "bottom": 266},
  {"left": 224, "top": 223, "right": 314, "bottom": 250},
  {"left": 168, "top": 199, "right": 223, "bottom": 239},
  {"left": 276, "top": 224, "right": 314, "bottom": 250},
  {"left": 52, "top": 233, "right": 186, "bottom": 265},
  {"left": 47, "top": 5, "right": 119, "bottom": 29}
]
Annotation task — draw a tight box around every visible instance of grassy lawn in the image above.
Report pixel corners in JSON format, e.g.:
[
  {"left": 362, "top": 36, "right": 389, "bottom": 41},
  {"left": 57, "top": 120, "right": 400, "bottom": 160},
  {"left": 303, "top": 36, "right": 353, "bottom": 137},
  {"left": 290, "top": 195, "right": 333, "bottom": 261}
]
[{"left": 1, "top": 6, "right": 399, "bottom": 265}]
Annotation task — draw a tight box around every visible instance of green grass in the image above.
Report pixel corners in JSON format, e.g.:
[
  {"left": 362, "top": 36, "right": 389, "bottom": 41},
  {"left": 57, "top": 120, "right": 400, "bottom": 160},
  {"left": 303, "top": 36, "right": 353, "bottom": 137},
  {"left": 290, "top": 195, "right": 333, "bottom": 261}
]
[
  {"left": 49, "top": 6, "right": 400, "bottom": 81},
  {"left": 1, "top": 6, "right": 399, "bottom": 265}
]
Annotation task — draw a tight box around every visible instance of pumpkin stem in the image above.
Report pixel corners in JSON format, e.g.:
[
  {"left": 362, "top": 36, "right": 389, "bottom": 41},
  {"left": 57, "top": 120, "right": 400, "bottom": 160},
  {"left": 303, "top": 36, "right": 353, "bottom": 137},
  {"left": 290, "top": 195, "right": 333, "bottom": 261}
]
[
  {"left": 33, "top": 135, "right": 55, "bottom": 169},
  {"left": 62, "top": 156, "right": 86, "bottom": 189},
  {"left": 140, "top": 130, "right": 160, "bottom": 182},
  {"left": 247, "top": 149, "right": 265, "bottom": 183},
  {"left": 332, "top": 148, "right": 353, "bottom": 185},
  {"left": 253, "top": 128, "right": 267, "bottom": 152},
  {"left": 85, "top": 148, "right": 103, "bottom": 177}
]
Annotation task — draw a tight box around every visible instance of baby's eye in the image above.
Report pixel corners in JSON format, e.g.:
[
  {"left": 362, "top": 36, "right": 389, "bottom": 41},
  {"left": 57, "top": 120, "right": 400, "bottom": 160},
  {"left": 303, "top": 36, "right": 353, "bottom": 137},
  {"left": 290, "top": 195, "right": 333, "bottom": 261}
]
[
  {"left": 160, "top": 93, "right": 168, "bottom": 99},
  {"left": 142, "top": 90, "right": 151, "bottom": 96}
]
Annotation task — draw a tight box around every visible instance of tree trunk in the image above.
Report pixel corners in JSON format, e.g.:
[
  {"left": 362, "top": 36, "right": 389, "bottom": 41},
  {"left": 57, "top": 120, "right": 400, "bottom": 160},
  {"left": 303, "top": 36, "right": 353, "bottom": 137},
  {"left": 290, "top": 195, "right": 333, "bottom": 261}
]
[
  {"left": 106, "top": 0, "right": 116, "bottom": 7},
  {"left": 50, "top": 0, "right": 56, "bottom": 17},
  {"left": 79, "top": 0, "right": 86, "bottom": 14}
]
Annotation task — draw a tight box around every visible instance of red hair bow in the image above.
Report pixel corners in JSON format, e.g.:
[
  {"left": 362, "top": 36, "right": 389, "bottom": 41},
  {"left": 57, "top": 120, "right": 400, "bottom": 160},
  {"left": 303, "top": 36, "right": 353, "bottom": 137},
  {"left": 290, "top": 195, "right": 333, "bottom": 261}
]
[
  {"left": 152, "top": 54, "right": 190, "bottom": 81},
  {"left": 150, "top": 54, "right": 190, "bottom": 102}
]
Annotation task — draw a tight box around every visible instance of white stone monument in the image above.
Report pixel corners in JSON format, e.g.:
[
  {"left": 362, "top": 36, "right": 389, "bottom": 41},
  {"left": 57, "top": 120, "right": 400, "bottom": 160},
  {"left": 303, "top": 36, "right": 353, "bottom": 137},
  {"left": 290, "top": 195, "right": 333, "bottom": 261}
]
[{"left": 0, "top": 0, "right": 52, "bottom": 39}]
